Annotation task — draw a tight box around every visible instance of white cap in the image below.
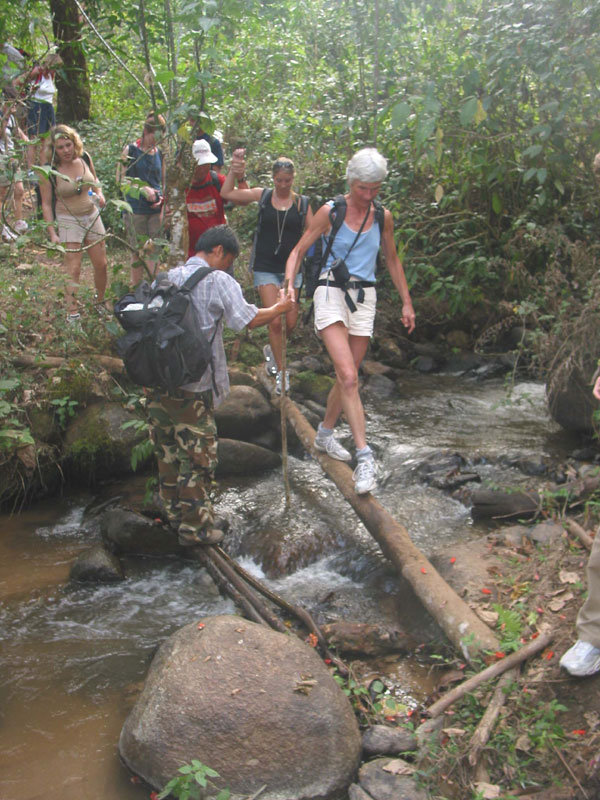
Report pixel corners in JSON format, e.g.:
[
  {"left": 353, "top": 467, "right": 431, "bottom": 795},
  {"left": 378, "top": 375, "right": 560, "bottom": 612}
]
[{"left": 192, "top": 139, "right": 218, "bottom": 165}]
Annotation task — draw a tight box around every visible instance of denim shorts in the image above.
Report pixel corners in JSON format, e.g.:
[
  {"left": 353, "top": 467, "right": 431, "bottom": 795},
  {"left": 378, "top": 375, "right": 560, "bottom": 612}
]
[
  {"left": 253, "top": 270, "right": 302, "bottom": 289},
  {"left": 27, "top": 101, "right": 56, "bottom": 137}
]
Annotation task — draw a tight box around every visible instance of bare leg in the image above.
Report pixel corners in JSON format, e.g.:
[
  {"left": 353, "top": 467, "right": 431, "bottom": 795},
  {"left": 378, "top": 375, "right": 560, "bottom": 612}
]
[
  {"left": 13, "top": 181, "right": 24, "bottom": 221},
  {"left": 258, "top": 283, "right": 300, "bottom": 371},
  {"left": 64, "top": 245, "right": 84, "bottom": 314},
  {"left": 87, "top": 238, "right": 108, "bottom": 303},
  {"left": 319, "top": 322, "right": 370, "bottom": 449}
]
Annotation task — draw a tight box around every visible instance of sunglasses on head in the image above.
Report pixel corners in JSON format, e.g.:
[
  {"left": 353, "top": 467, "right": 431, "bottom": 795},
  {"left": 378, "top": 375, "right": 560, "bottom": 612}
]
[{"left": 273, "top": 160, "right": 294, "bottom": 172}]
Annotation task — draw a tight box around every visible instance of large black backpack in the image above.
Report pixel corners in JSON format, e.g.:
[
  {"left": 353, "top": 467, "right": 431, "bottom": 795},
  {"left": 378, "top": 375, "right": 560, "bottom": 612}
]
[
  {"left": 114, "top": 267, "right": 217, "bottom": 394},
  {"left": 303, "top": 195, "right": 385, "bottom": 299},
  {"left": 248, "top": 188, "right": 310, "bottom": 272}
]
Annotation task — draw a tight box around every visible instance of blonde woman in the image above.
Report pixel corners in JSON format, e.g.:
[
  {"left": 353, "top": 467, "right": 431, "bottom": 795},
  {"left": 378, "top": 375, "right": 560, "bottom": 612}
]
[{"left": 39, "top": 124, "right": 108, "bottom": 322}]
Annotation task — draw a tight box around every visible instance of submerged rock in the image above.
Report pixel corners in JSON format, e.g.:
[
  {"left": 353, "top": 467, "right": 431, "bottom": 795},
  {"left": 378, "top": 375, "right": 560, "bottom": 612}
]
[
  {"left": 69, "top": 544, "right": 125, "bottom": 583},
  {"left": 358, "top": 757, "right": 427, "bottom": 800},
  {"left": 214, "top": 385, "right": 273, "bottom": 441},
  {"left": 119, "top": 614, "right": 361, "bottom": 800}
]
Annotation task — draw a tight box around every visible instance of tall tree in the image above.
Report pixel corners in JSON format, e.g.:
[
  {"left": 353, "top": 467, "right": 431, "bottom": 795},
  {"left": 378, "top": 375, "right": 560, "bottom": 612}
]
[{"left": 49, "top": 0, "right": 90, "bottom": 121}]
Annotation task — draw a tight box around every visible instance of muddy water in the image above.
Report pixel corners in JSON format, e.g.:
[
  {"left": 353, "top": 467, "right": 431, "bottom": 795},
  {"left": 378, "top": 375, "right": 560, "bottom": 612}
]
[{"left": 0, "top": 374, "right": 578, "bottom": 800}]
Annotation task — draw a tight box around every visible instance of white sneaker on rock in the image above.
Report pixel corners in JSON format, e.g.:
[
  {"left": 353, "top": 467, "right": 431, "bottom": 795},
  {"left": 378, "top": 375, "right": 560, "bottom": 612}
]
[
  {"left": 275, "top": 370, "right": 289, "bottom": 396},
  {"left": 353, "top": 457, "right": 377, "bottom": 495},
  {"left": 314, "top": 434, "right": 352, "bottom": 462},
  {"left": 263, "top": 344, "right": 277, "bottom": 376},
  {"left": 559, "top": 640, "right": 600, "bottom": 677}
]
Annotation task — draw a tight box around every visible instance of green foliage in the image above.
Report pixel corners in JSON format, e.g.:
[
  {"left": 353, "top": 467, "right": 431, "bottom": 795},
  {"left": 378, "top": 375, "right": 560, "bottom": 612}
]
[
  {"left": 0, "top": 377, "right": 34, "bottom": 451},
  {"left": 158, "top": 760, "right": 230, "bottom": 800},
  {"left": 333, "top": 670, "right": 409, "bottom": 727},
  {"left": 492, "top": 603, "right": 523, "bottom": 653},
  {"left": 49, "top": 397, "right": 79, "bottom": 430}
]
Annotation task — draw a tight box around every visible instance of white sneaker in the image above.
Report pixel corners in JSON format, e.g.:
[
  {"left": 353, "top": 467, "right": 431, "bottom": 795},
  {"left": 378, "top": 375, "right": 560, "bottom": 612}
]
[
  {"left": 14, "top": 219, "right": 28, "bottom": 233},
  {"left": 353, "top": 456, "right": 377, "bottom": 495},
  {"left": 263, "top": 344, "right": 277, "bottom": 376},
  {"left": 2, "top": 225, "right": 17, "bottom": 242},
  {"left": 275, "top": 370, "right": 290, "bottom": 396},
  {"left": 314, "top": 433, "right": 352, "bottom": 462},
  {"left": 559, "top": 640, "right": 600, "bottom": 676}
]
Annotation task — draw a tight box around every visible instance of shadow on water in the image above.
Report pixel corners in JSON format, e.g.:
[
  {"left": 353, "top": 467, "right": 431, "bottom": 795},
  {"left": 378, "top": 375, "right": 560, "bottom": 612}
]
[{"left": 0, "top": 375, "right": 579, "bottom": 799}]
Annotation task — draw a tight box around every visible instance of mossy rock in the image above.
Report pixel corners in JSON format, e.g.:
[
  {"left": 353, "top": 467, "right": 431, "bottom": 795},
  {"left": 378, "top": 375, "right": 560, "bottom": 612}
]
[
  {"left": 63, "top": 400, "right": 150, "bottom": 484},
  {"left": 293, "top": 370, "right": 335, "bottom": 406}
]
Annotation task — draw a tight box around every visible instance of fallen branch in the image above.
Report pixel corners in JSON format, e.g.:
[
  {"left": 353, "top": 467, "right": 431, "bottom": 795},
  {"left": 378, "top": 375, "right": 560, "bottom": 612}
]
[
  {"left": 426, "top": 631, "right": 553, "bottom": 719},
  {"left": 468, "top": 667, "right": 519, "bottom": 766},
  {"left": 563, "top": 518, "right": 593, "bottom": 551}
]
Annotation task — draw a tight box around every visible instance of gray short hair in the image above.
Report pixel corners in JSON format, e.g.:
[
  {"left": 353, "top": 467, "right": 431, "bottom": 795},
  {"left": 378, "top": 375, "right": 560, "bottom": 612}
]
[{"left": 346, "top": 148, "right": 388, "bottom": 185}]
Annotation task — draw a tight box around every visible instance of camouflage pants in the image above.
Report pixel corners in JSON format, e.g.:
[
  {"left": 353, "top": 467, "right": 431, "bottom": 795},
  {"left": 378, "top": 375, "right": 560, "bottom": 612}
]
[{"left": 146, "top": 390, "right": 217, "bottom": 536}]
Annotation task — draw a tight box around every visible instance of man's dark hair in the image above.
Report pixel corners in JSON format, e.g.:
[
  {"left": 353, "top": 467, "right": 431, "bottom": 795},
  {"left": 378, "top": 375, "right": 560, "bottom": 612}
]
[{"left": 195, "top": 225, "right": 240, "bottom": 257}]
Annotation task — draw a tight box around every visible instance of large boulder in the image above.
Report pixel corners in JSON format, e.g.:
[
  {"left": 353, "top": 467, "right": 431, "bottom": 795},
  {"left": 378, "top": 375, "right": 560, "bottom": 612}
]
[
  {"left": 216, "top": 438, "right": 281, "bottom": 476},
  {"left": 214, "top": 385, "right": 274, "bottom": 441},
  {"left": 119, "top": 614, "right": 361, "bottom": 800},
  {"left": 547, "top": 352, "right": 598, "bottom": 433}
]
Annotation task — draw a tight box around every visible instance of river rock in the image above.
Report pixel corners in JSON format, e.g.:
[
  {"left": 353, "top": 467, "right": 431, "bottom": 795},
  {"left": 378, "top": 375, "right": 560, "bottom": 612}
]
[
  {"left": 63, "top": 400, "right": 149, "bottom": 481},
  {"left": 357, "top": 757, "right": 427, "bottom": 800},
  {"left": 101, "top": 506, "right": 177, "bottom": 555},
  {"left": 362, "top": 725, "right": 418, "bottom": 758},
  {"left": 69, "top": 544, "right": 125, "bottom": 583},
  {"left": 469, "top": 488, "right": 539, "bottom": 520},
  {"left": 321, "top": 621, "right": 416, "bottom": 656},
  {"left": 348, "top": 784, "right": 373, "bottom": 800},
  {"left": 362, "top": 374, "right": 396, "bottom": 399},
  {"left": 529, "top": 520, "right": 564, "bottom": 544},
  {"left": 216, "top": 438, "right": 281, "bottom": 476},
  {"left": 293, "top": 371, "right": 336, "bottom": 406},
  {"left": 214, "top": 385, "right": 273, "bottom": 440},
  {"left": 119, "top": 614, "right": 362, "bottom": 799},
  {"left": 547, "top": 352, "right": 598, "bottom": 433}
]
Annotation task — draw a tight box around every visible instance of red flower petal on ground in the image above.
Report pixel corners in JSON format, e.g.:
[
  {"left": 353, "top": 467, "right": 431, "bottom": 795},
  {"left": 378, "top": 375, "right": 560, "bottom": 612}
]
[
  {"left": 572, "top": 729, "right": 586, "bottom": 736},
  {"left": 324, "top": 658, "right": 332, "bottom": 664},
  {"left": 450, "top": 557, "right": 456, "bottom": 564},
  {"left": 495, "top": 651, "right": 505, "bottom": 659},
  {"left": 545, "top": 650, "right": 555, "bottom": 660},
  {"left": 481, "top": 588, "right": 492, "bottom": 595},
  {"left": 421, "top": 567, "right": 427, "bottom": 574},
  {"left": 197, "top": 622, "right": 205, "bottom": 629},
  {"left": 150, "top": 793, "right": 160, "bottom": 800},
  {"left": 531, "top": 632, "right": 539, "bottom": 639}
]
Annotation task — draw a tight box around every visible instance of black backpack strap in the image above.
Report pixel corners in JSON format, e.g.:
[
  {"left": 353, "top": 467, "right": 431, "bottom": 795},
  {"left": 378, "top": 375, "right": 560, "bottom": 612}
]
[
  {"left": 296, "top": 193, "right": 309, "bottom": 228},
  {"left": 248, "top": 188, "right": 272, "bottom": 272},
  {"left": 210, "top": 169, "right": 221, "bottom": 190},
  {"left": 181, "top": 265, "right": 212, "bottom": 293}
]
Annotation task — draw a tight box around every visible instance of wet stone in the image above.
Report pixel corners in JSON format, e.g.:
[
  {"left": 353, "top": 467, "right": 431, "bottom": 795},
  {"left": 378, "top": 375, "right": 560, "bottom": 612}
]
[
  {"left": 69, "top": 544, "right": 125, "bottom": 583},
  {"left": 358, "top": 757, "right": 428, "bottom": 800},
  {"left": 362, "top": 725, "right": 418, "bottom": 758}
]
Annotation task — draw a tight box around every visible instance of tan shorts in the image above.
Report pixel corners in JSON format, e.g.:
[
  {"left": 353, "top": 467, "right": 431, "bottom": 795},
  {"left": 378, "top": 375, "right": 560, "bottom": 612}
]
[
  {"left": 56, "top": 210, "right": 106, "bottom": 244},
  {"left": 124, "top": 212, "right": 162, "bottom": 249},
  {"left": 313, "top": 274, "right": 377, "bottom": 337}
]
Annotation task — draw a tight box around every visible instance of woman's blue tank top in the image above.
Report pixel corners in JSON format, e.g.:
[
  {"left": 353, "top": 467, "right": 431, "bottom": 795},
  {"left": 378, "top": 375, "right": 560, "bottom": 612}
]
[{"left": 322, "top": 202, "right": 381, "bottom": 282}]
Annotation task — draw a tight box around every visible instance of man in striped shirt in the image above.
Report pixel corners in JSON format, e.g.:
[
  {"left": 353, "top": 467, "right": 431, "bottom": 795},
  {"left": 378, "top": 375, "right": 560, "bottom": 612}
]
[{"left": 147, "top": 224, "right": 292, "bottom": 547}]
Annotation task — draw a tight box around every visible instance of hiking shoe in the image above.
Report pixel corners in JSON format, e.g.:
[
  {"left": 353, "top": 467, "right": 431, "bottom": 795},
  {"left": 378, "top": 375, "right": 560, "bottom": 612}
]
[
  {"left": 14, "top": 219, "right": 28, "bottom": 234},
  {"left": 263, "top": 343, "right": 277, "bottom": 376},
  {"left": 314, "top": 433, "right": 352, "bottom": 462},
  {"left": 275, "top": 370, "right": 289, "bottom": 396},
  {"left": 2, "top": 224, "right": 17, "bottom": 242},
  {"left": 178, "top": 527, "right": 224, "bottom": 547},
  {"left": 352, "top": 457, "right": 377, "bottom": 495},
  {"left": 559, "top": 640, "right": 600, "bottom": 677}
]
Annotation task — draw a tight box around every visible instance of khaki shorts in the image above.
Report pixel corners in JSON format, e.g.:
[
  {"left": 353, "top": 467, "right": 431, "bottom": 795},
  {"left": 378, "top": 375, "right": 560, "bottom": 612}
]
[
  {"left": 313, "top": 274, "right": 377, "bottom": 337},
  {"left": 124, "top": 212, "right": 162, "bottom": 249},
  {"left": 56, "top": 210, "right": 106, "bottom": 244}
]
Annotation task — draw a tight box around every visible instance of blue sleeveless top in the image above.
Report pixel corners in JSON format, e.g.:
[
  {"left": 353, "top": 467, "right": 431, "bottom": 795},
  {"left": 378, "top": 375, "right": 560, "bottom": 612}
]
[
  {"left": 125, "top": 143, "right": 162, "bottom": 215},
  {"left": 322, "top": 202, "right": 381, "bottom": 282}
]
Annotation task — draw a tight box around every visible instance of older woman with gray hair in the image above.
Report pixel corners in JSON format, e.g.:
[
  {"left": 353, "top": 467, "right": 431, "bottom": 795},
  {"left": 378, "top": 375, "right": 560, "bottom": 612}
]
[{"left": 285, "top": 147, "right": 415, "bottom": 496}]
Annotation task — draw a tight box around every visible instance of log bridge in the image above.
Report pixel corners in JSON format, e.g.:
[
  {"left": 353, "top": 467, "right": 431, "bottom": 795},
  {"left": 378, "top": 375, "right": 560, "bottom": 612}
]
[{"left": 264, "top": 382, "right": 500, "bottom": 662}]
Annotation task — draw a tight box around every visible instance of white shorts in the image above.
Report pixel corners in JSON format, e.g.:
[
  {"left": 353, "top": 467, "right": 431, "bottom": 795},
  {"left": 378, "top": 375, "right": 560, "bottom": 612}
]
[
  {"left": 313, "top": 276, "right": 377, "bottom": 337},
  {"left": 56, "top": 210, "right": 105, "bottom": 244}
]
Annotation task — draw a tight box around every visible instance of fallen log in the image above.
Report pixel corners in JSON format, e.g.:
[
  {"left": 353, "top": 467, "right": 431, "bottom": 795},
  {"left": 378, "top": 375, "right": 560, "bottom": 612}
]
[
  {"left": 468, "top": 667, "right": 519, "bottom": 766},
  {"left": 13, "top": 353, "right": 125, "bottom": 372},
  {"left": 425, "top": 630, "right": 553, "bottom": 718},
  {"left": 258, "top": 372, "right": 500, "bottom": 662}
]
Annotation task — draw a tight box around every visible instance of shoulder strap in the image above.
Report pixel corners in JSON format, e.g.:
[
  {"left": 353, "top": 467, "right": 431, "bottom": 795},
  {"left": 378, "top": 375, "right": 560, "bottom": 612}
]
[
  {"left": 296, "top": 194, "right": 310, "bottom": 227},
  {"left": 373, "top": 199, "right": 385, "bottom": 234},
  {"left": 320, "top": 196, "right": 347, "bottom": 268},
  {"left": 82, "top": 151, "right": 91, "bottom": 168},
  {"left": 248, "top": 189, "right": 272, "bottom": 273},
  {"left": 210, "top": 169, "right": 220, "bottom": 190},
  {"left": 181, "top": 266, "right": 212, "bottom": 293},
  {"left": 258, "top": 187, "right": 272, "bottom": 211}
]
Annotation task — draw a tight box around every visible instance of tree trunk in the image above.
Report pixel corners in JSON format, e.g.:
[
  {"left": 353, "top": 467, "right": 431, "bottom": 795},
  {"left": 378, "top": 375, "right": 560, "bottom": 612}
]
[{"left": 50, "top": 0, "right": 91, "bottom": 122}]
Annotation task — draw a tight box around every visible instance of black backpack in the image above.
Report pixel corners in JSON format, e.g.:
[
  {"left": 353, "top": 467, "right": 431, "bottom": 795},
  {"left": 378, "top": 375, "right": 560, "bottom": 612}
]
[
  {"left": 114, "top": 267, "right": 218, "bottom": 394},
  {"left": 248, "top": 188, "right": 310, "bottom": 272},
  {"left": 303, "top": 195, "right": 385, "bottom": 299}
]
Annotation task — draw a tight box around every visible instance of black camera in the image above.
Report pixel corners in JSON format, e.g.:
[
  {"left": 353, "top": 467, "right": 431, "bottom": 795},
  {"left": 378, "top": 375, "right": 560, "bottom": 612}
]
[{"left": 331, "top": 257, "right": 351, "bottom": 284}]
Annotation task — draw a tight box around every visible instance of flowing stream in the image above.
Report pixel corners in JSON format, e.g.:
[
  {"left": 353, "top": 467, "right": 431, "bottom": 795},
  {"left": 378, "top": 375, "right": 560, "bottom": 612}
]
[{"left": 0, "top": 373, "right": 579, "bottom": 800}]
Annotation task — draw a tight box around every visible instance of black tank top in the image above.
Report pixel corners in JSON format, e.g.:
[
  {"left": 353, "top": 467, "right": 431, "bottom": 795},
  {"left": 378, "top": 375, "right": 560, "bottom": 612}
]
[{"left": 254, "top": 200, "right": 303, "bottom": 274}]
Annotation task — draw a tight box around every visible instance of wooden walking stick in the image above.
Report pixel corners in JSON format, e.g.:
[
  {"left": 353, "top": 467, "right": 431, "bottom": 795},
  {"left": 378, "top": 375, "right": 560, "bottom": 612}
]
[{"left": 280, "top": 279, "right": 291, "bottom": 509}]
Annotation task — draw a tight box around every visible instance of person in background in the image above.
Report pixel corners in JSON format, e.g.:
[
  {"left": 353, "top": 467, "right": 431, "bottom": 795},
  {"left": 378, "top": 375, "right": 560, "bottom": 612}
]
[
  {"left": 38, "top": 124, "right": 108, "bottom": 323},
  {"left": 185, "top": 139, "right": 247, "bottom": 260},
  {"left": 220, "top": 154, "right": 312, "bottom": 395},
  {"left": 559, "top": 371, "right": 600, "bottom": 677},
  {"left": 117, "top": 111, "right": 166, "bottom": 285},
  {"left": 284, "top": 148, "right": 415, "bottom": 495},
  {"left": 147, "top": 224, "right": 293, "bottom": 547},
  {"left": 0, "top": 90, "right": 29, "bottom": 240},
  {"left": 23, "top": 53, "right": 61, "bottom": 170}
]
